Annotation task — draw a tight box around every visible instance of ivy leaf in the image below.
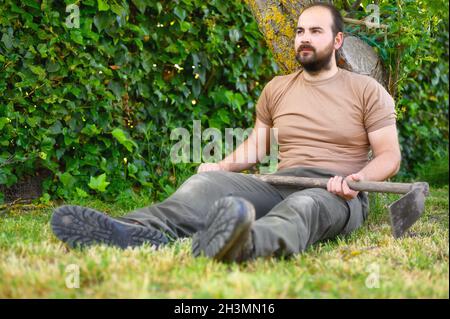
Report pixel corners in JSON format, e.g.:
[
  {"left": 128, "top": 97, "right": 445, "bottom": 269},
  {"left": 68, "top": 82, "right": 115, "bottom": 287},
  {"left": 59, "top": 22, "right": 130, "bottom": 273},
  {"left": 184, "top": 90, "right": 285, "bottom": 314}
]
[
  {"left": 1, "top": 33, "right": 14, "bottom": 50},
  {"left": 131, "top": 0, "right": 147, "bottom": 14},
  {"left": 29, "top": 65, "right": 46, "bottom": 79},
  {"left": 180, "top": 21, "right": 191, "bottom": 32},
  {"left": 75, "top": 187, "right": 88, "bottom": 198},
  {"left": 70, "top": 30, "right": 84, "bottom": 45},
  {"left": 98, "top": 0, "right": 110, "bottom": 11},
  {"left": 174, "top": 7, "right": 186, "bottom": 21},
  {"left": 127, "top": 163, "right": 138, "bottom": 175},
  {"left": 23, "top": 0, "right": 40, "bottom": 9},
  {"left": 217, "top": 109, "right": 230, "bottom": 124},
  {"left": 110, "top": 4, "right": 128, "bottom": 17},
  {"left": 59, "top": 172, "right": 76, "bottom": 188},
  {"left": 112, "top": 128, "right": 137, "bottom": 152},
  {"left": 88, "top": 173, "right": 110, "bottom": 192},
  {"left": 81, "top": 124, "right": 101, "bottom": 136},
  {"left": 0, "top": 117, "right": 10, "bottom": 130},
  {"left": 40, "top": 193, "right": 51, "bottom": 204},
  {"left": 46, "top": 61, "right": 61, "bottom": 73},
  {"left": 93, "top": 13, "right": 116, "bottom": 32},
  {"left": 156, "top": 2, "right": 162, "bottom": 14},
  {"left": 107, "top": 81, "right": 123, "bottom": 100}
]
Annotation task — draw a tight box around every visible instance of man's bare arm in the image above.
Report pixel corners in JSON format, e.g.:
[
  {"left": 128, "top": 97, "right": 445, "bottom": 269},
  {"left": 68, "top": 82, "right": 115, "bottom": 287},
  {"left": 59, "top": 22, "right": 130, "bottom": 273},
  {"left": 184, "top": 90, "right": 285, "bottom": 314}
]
[
  {"left": 197, "top": 119, "right": 271, "bottom": 173},
  {"left": 358, "top": 124, "right": 401, "bottom": 181}
]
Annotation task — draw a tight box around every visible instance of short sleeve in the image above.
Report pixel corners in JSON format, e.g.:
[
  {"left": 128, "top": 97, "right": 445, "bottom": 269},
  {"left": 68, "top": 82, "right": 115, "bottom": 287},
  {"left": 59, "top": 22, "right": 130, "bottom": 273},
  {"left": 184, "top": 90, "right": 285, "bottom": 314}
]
[
  {"left": 363, "top": 79, "right": 397, "bottom": 132},
  {"left": 255, "top": 81, "right": 273, "bottom": 126}
]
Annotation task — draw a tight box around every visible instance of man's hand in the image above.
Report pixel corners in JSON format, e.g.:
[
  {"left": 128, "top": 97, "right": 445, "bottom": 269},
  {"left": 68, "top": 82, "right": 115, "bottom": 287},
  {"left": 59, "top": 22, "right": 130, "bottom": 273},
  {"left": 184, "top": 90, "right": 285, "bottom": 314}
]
[
  {"left": 327, "top": 173, "right": 364, "bottom": 200},
  {"left": 197, "top": 162, "right": 230, "bottom": 173}
]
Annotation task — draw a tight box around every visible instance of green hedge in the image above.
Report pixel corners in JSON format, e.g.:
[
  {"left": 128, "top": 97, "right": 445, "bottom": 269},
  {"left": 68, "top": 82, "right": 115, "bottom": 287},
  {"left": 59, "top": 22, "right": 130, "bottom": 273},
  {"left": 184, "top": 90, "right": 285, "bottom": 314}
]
[
  {"left": 1, "top": 0, "right": 448, "bottom": 203},
  {"left": 0, "top": 0, "right": 278, "bottom": 202},
  {"left": 344, "top": 0, "right": 449, "bottom": 180}
]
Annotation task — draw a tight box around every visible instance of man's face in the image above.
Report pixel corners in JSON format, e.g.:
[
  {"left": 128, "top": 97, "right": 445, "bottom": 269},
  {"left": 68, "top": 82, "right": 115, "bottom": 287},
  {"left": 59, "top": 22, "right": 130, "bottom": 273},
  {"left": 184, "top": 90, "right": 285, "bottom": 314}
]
[{"left": 294, "top": 7, "right": 342, "bottom": 72}]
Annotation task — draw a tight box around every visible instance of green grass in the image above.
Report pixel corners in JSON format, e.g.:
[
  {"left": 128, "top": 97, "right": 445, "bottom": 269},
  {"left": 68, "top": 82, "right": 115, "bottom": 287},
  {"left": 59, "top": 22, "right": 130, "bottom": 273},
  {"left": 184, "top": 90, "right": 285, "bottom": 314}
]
[{"left": 0, "top": 186, "right": 448, "bottom": 298}]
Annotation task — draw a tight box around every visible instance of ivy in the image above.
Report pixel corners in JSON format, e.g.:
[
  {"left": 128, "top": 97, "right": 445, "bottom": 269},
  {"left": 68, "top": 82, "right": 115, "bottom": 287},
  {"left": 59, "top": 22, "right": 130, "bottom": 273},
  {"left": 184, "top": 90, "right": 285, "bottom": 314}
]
[
  {"left": 342, "top": 0, "right": 449, "bottom": 178},
  {"left": 1, "top": 0, "right": 446, "bottom": 203},
  {"left": 0, "top": 0, "right": 277, "bottom": 201}
]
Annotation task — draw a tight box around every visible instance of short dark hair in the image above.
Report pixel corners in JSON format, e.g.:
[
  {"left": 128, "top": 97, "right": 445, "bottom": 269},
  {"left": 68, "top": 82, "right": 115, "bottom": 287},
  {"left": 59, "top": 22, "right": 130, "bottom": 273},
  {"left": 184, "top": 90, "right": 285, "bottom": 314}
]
[{"left": 299, "top": 2, "right": 344, "bottom": 36}]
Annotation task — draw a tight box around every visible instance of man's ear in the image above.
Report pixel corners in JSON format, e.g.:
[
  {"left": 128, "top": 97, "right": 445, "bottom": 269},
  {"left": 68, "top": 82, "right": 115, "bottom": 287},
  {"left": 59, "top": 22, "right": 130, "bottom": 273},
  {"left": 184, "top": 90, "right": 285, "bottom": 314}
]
[{"left": 334, "top": 32, "right": 344, "bottom": 50}]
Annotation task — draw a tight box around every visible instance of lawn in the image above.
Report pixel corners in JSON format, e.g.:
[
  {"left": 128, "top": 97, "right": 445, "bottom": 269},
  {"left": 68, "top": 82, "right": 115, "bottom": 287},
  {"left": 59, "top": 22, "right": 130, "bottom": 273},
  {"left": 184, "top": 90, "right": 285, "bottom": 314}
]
[{"left": 0, "top": 186, "right": 448, "bottom": 298}]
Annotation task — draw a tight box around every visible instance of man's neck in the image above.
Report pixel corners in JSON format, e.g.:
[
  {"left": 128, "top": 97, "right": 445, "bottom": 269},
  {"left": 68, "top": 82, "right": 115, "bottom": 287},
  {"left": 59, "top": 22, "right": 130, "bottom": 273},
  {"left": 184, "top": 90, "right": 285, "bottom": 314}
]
[{"left": 302, "top": 64, "right": 339, "bottom": 82}]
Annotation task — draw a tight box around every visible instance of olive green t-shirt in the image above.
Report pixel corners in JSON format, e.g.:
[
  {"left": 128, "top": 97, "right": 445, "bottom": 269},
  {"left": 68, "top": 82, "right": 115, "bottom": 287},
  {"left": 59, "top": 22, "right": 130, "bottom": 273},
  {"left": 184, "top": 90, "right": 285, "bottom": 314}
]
[{"left": 256, "top": 67, "right": 397, "bottom": 176}]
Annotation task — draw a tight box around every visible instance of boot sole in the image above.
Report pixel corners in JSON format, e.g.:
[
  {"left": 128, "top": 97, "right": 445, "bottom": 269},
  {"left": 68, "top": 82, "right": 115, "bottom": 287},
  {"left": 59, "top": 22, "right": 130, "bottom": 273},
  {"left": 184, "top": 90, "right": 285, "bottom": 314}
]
[
  {"left": 51, "top": 205, "right": 168, "bottom": 249},
  {"left": 192, "top": 197, "right": 255, "bottom": 261}
]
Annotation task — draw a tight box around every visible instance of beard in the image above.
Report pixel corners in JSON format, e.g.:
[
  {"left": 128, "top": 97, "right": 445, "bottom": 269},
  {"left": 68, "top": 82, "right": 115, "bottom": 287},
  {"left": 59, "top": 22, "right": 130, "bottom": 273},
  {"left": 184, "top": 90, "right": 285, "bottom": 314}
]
[{"left": 295, "top": 41, "right": 335, "bottom": 73}]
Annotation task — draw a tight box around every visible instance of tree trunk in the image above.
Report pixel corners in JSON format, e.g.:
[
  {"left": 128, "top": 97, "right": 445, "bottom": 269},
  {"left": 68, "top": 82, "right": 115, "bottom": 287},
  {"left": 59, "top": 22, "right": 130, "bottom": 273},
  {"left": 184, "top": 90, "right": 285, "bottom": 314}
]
[{"left": 245, "top": 0, "right": 387, "bottom": 87}]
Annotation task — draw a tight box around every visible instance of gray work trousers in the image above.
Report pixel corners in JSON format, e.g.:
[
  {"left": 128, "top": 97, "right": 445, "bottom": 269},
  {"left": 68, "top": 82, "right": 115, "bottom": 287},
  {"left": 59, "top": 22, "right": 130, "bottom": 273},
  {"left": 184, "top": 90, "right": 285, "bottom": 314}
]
[{"left": 120, "top": 166, "right": 369, "bottom": 258}]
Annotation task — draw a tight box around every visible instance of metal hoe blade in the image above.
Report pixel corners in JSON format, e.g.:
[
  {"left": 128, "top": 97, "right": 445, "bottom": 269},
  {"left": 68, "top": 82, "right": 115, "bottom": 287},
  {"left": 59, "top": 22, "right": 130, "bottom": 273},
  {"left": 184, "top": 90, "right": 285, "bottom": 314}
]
[{"left": 389, "top": 182, "right": 429, "bottom": 238}]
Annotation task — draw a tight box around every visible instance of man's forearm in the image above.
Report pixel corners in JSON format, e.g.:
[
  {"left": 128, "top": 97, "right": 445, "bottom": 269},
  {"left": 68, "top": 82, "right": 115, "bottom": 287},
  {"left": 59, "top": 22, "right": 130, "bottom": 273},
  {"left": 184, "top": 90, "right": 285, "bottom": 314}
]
[
  {"left": 219, "top": 138, "right": 258, "bottom": 172},
  {"left": 357, "top": 151, "right": 401, "bottom": 181}
]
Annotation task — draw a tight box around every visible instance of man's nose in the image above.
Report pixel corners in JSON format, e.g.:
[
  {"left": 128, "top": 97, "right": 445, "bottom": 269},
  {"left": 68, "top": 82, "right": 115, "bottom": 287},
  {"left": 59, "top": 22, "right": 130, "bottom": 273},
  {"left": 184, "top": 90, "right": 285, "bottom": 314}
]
[{"left": 300, "top": 33, "right": 311, "bottom": 43}]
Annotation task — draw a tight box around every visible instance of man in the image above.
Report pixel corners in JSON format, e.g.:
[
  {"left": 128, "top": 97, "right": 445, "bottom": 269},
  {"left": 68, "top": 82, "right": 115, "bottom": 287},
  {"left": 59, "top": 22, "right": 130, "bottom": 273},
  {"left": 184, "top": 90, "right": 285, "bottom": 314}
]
[{"left": 51, "top": 3, "right": 400, "bottom": 263}]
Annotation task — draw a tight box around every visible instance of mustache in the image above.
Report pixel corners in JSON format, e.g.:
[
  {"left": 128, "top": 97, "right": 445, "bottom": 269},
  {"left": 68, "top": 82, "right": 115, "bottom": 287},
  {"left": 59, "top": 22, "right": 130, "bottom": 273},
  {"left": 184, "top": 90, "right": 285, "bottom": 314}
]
[{"left": 297, "top": 45, "right": 315, "bottom": 52}]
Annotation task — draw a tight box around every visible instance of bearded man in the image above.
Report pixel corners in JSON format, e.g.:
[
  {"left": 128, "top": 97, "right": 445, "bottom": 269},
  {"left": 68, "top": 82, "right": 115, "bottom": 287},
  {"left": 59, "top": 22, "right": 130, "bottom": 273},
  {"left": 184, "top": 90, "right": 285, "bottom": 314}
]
[{"left": 51, "top": 3, "right": 400, "bottom": 263}]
